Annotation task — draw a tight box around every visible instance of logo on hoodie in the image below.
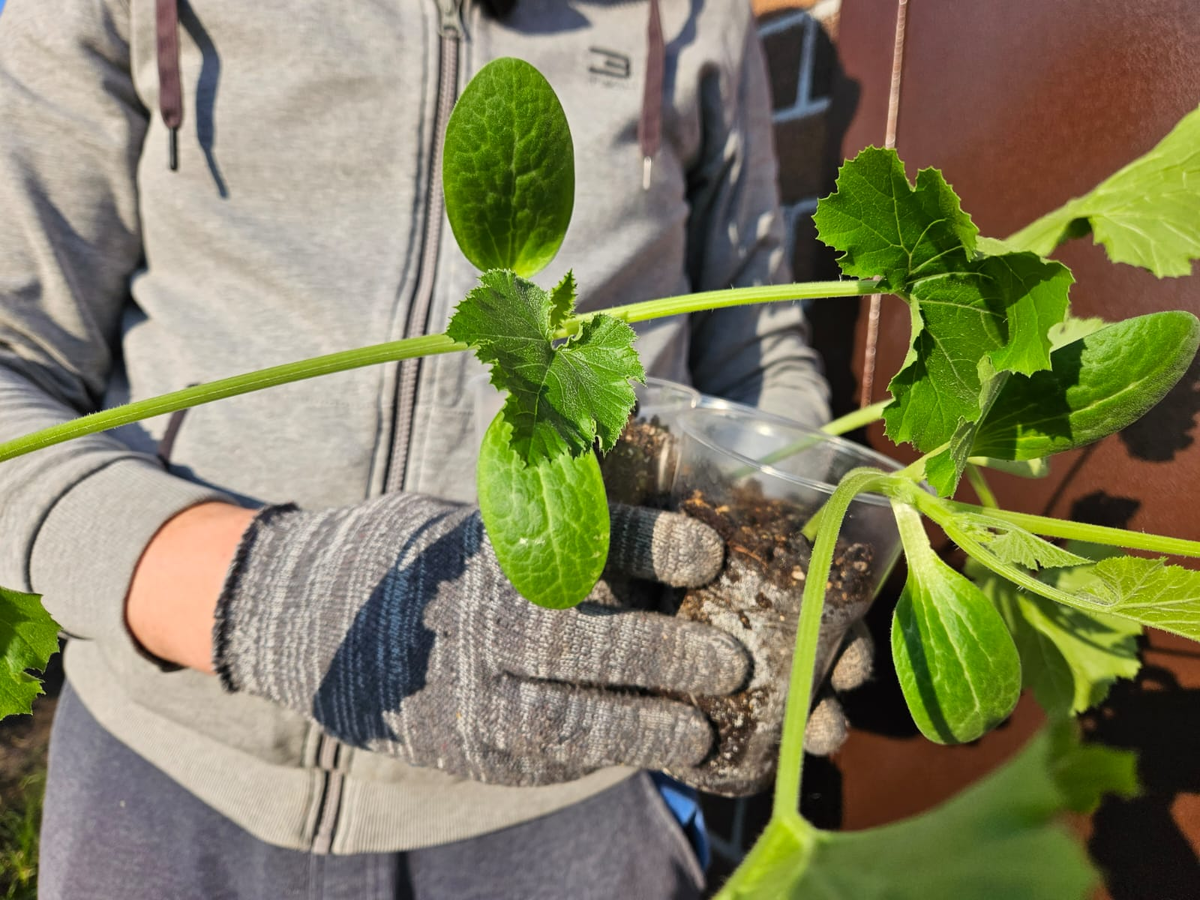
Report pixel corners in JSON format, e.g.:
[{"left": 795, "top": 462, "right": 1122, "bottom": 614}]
[{"left": 588, "top": 47, "right": 632, "bottom": 80}]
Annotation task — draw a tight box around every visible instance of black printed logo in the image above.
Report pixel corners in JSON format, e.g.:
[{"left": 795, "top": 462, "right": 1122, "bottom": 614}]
[{"left": 589, "top": 47, "right": 631, "bottom": 79}]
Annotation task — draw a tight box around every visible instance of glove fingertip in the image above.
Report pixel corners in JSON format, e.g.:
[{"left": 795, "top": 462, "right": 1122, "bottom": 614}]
[
  {"left": 803, "top": 696, "right": 848, "bottom": 757},
  {"left": 830, "top": 625, "right": 874, "bottom": 693},
  {"left": 649, "top": 514, "right": 723, "bottom": 587}
]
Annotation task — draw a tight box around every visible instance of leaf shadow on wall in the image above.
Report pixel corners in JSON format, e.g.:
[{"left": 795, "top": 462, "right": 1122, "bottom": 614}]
[
  {"left": 1118, "top": 352, "right": 1200, "bottom": 462},
  {"left": 1083, "top": 666, "right": 1200, "bottom": 900},
  {"left": 1067, "top": 490, "right": 1200, "bottom": 900}
]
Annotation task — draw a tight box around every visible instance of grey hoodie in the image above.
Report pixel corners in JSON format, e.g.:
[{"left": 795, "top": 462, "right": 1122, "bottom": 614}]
[{"left": 0, "top": 0, "right": 829, "bottom": 853}]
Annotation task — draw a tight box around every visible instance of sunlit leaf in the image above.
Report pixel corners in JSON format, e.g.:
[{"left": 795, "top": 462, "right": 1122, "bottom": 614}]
[
  {"left": 443, "top": 57, "right": 574, "bottom": 277},
  {"left": 1008, "top": 105, "right": 1200, "bottom": 277},
  {"left": 447, "top": 269, "right": 644, "bottom": 464},
  {"left": 890, "top": 504, "right": 1021, "bottom": 744},
  {"left": 0, "top": 587, "right": 59, "bottom": 719},
  {"left": 973, "top": 311, "right": 1199, "bottom": 461},
  {"left": 815, "top": 148, "right": 1072, "bottom": 495},
  {"left": 477, "top": 413, "right": 609, "bottom": 608}
]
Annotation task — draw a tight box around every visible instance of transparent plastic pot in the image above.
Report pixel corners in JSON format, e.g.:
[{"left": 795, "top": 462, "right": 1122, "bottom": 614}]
[
  {"left": 601, "top": 377, "right": 699, "bottom": 507},
  {"left": 664, "top": 404, "right": 904, "bottom": 794}
]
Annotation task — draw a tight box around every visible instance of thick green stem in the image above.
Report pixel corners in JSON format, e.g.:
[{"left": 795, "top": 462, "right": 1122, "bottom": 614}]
[
  {"left": 773, "top": 468, "right": 891, "bottom": 818},
  {"left": 562, "top": 280, "right": 878, "bottom": 335},
  {"left": 822, "top": 399, "right": 889, "bottom": 437},
  {"left": 0, "top": 280, "right": 877, "bottom": 464},
  {"left": 941, "top": 499, "right": 1200, "bottom": 559},
  {"left": 965, "top": 464, "right": 999, "bottom": 509},
  {"left": 0, "top": 335, "right": 465, "bottom": 463}
]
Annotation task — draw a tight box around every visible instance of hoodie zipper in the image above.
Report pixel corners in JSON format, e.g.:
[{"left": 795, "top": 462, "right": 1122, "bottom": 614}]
[
  {"left": 384, "top": 0, "right": 464, "bottom": 494},
  {"left": 309, "top": 0, "right": 465, "bottom": 855}
]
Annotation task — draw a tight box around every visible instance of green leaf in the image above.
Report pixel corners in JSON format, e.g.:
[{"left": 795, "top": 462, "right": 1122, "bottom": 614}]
[
  {"left": 0, "top": 587, "right": 59, "bottom": 719},
  {"left": 447, "top": 269, "right": 644, "bottom": 463},
  {"left": 720, "top": 723, "right": 1134, "bottom": 900},
  {"left": 812, "top": 147, "right": 978, "bottom": 292},
  {"left": 888, "top": 252, "right": 1073, "bottom": 492},
  {"left": 956, "top": 513, "right": 1092, "bottom": 570},
  {"left": 548, "top": 270, "right": 576, "bottom": 332},
  {"left": 1008, "top": 105, "right": 1200, "bottom": 276},
  {"left": 890, "top": 503, "right": 1022, "bottom": 744},
  {"left": 1073, "top": 556, "right": 1200, "bottom": 638},
  {"left": 973, "top": 311, "right": 1200, "bottom": 461},
  {"left": 968, "top": 556, "right": 1141, "bottom": 717},
  {"left": 814, "top": 149, "right": 1073, "bottom": 494},
  {"left": 947, "top": 516, "right": 1200, "bottom": 643},
  {"left": 477, "top": 412, "right": 609, "bottom": 608},
  {"left": 443, "top": 57, "right": 575, "bottom": 277}
]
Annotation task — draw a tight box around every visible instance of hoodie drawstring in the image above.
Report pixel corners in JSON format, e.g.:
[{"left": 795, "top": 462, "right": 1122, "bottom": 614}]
[
  {"left": 154, "top": 0, "right": 665, "bottom": 186},
  {"left": 155, "top": 0, "right": 183, "bottom": 171},
  {"left": 639, "top": 0, "right": 664, "bottom": 190}
]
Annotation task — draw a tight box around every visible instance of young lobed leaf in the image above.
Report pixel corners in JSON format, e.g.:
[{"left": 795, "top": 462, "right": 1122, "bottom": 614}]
[
  {"left": 972, "top": 311, "right": 1200, "bottom": 461},
  {"left": 1007, "top": 105, "right": 1200, "bottom": 277},
  {"left": 955, "top": 513, "right": 1092, "bottom": 570},
  {"left": 815, "top": 148, "right": 1073, "bottom": 495},
  {"left": 0, "top": 587, "right": 59, "bottom": 719},
  {"left": 945, "top": 513, "right": 1200, "bottom": 643},
  {"left": 810, "top": 146, "right": 978, "bottom": 292},
  {"left": 476, "top": 412, "right": 609, "bottom": 608},
  {"left": 443, "top": 57, "right": 575, "bottom": 277},
  {"left": 967, "top": 550, "right": 1142, "bottom": 718},
  {"left": 447, "top": 269, "right": 644, "bottom": 464},
  {"left": 719, "top": 723, "right": 1136, "bottom": 899},
  {"left": 890, "top": 503, "right": 1022, "bottom": 744}
]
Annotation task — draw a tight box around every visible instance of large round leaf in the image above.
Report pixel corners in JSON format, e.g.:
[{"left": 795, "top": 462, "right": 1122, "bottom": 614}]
[
  {"left": 477, "top": 411, "right": 608, "bottom": 608},
  {"left": 443, "top": 57, "right": 574, "bottom": 277}
]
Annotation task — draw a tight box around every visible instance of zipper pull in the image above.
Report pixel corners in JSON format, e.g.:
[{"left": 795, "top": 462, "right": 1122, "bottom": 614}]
[{"left": 439, "top": 0, "right": 464, "bottom": 38}]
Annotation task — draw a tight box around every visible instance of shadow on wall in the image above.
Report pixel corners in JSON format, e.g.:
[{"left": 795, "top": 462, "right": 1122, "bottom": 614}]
[
  {"left": 1119, "top": 352, "right": 1200, "bottom": 462},
  {"left": 1085, "top": 666, "right": 1200, "bottom": 900}
]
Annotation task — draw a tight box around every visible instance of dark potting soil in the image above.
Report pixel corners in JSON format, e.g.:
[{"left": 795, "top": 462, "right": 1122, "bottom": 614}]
[
  {"left": 605, "top": 418, "right": 877, "bottom": 790},
  {"left": 678, "top": 481, "right": 875, "bottom": 774}
]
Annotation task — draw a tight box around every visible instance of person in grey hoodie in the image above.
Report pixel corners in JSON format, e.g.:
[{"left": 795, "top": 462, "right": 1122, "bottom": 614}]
[{"left": 0, "top": 0, "right": 858, "bottom": 897}]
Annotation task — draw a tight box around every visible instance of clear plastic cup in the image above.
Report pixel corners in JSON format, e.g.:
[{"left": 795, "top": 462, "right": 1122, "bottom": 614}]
[
  {"left": 664, "top": 404, "right": 904, "bottom": 794},
  {"left": 601, "top": 378, "right": 699, "bottom": 507}
]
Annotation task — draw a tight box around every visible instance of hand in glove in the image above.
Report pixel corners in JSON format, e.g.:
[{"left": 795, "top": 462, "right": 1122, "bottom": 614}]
[
  {"left": 661, "top": 491, "right": 877, "bottom": 796},
  {"left": 213, "top": 494, "right": 750, "bottom": 786}
]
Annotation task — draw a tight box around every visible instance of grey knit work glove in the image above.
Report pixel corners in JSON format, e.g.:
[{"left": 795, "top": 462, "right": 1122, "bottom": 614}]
[
  {"left": 213, "top": 494, "right": 750, "bottom": 787},
  {"left": 665, "top": 501, "right": 878, "bottom": 796}
]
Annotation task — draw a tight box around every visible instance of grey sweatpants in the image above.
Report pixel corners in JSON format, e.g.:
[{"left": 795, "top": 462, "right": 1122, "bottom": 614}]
[{"left": 39, "top": 684, "right": 705, "bottom": 899}]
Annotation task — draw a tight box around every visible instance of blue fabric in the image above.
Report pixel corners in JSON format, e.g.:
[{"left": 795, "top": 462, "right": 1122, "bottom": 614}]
[{"left": 651, "top": 772, "right": 710, "bottom": 870}]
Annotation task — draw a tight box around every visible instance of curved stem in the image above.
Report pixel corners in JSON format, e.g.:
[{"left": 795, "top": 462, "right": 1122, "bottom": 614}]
[{"left": 773, "top": 468, "right": 892, "bottom": 819}]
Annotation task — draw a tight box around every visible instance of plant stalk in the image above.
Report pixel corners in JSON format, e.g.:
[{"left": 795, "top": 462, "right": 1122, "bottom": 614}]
[
  {"left": 965, "top": 464, "right": 999, "bottom": 509},
  {"left": 773, "top": 468, "right": 891, "bottom": 817},
  {"left": 562, "top": 280, "right": 878, "bottom": 335},
  {"left": 822, "top": 399, "right": 889, "bottom": 436},
  {"left": 0, "top": 281, "right": 879, "bottom": 464},
  {"left": 941, "top": 499, "right": 1200, "bottom": 559}
]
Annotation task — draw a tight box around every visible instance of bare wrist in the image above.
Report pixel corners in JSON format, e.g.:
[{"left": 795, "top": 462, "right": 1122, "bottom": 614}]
[{"left": 126, "top": 501, "right": 256, "bottom": 672}]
